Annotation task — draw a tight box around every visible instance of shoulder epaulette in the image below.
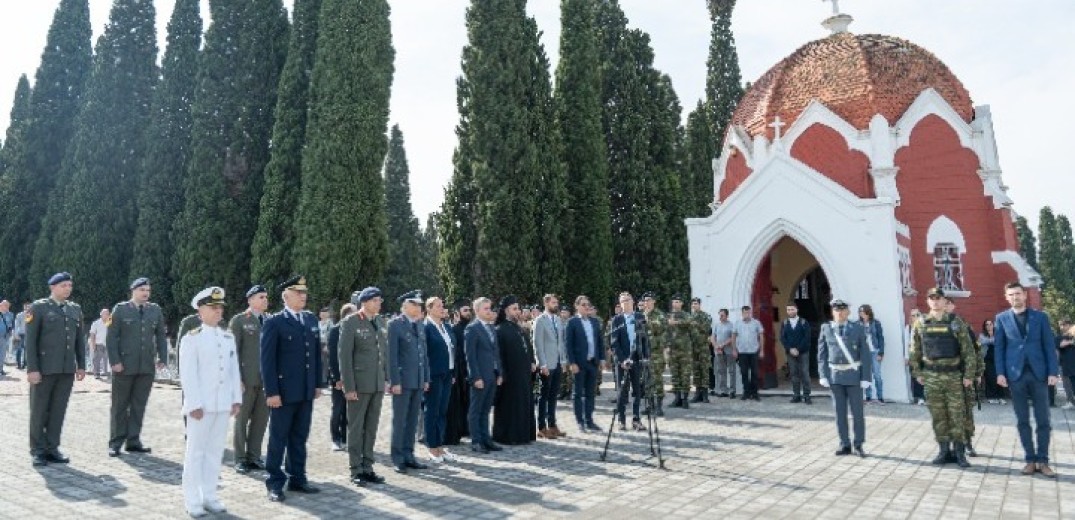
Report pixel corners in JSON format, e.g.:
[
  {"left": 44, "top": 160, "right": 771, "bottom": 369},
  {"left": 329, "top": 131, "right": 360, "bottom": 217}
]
[{"left": 188, "top": 326, "right": 202, "bottom": 336}]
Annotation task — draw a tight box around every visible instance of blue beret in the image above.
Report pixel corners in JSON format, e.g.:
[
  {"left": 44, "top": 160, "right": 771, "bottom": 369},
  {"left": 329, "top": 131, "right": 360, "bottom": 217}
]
[
  {"left": 48, "top": 272, "right": 72, "bottom": 286},
  {"left": 352, "top": 287, "right": 382, "bottom": 305},
  {"left": 398, "top": 290, "right": 423, "bottom": 304},
  {"left": 246, "top": 284, "right": 267, "bottom": 299},
  {"left": 130, "top": 277, "right": 150, "bottom": 290}
]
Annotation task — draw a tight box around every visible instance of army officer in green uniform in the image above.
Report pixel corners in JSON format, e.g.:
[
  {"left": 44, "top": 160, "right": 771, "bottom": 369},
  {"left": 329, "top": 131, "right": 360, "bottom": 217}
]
[
  {"left": 340, "top": 287, "right": 389, "bottom": 487},
  {"left": 106, "top": 277, "right": 168, "bottom": 457},
  {"left": 230, "top": 284, "right": 270, "bottom": 473},
  {"left": 26, "top": 272, "right": 87, "bottom": 467}
]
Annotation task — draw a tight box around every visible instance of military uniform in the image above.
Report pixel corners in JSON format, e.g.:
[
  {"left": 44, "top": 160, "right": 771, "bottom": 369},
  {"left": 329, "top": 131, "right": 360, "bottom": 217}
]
[
  {"left": 106, "top": 295, "right": 167, "bottom": 453},
  {"left": 230, "top": 306, "right": 269, "bottom": 469},
  {"left": 955, "top": 317, "right": 983, "bottom": 457},
  {"left": 25, "top": 285, "right": 86, "bottom": 464},
  {"left": 340, "top": 287, "right": 389, "bottom": 484},
  {"left": 644, "top": 305, "right": 668, "bottom": 414},
  {"left": 910, "top": 291, "right": 976, "bottom": 468},
  {"left": 666, "top": 305, "right": 697, "bottom": 408},
  {"left": 689, "top": 307, "right": 714, "bottom": 402}
]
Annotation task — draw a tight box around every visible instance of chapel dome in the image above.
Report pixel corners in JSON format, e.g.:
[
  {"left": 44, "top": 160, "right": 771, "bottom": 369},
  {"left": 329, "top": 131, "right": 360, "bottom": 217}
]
[{"left": 729, "top": 32, "right": 974, "bottom": 139}]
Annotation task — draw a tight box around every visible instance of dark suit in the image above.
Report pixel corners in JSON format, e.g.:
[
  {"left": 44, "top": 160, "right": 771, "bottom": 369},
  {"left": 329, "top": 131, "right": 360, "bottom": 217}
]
[
  {"left": 565, "top": 315, "right": 602, "bottom": 427},
  {"left": 818, "top": 321, "right": 871, "bottom": 448},
  {"left": 610, "top": 311, "right": 648, "bottom": 423},
  {"left": 424, "top": 320, "right": 454, "bottom": 449},
  {"left": 780, "top": 318, "right": 812, "bottom": 398},
  {"left": 326, "top": 323, "right": 347, "bottom": 445},
  {"left": 995, "top": 307, "right": 1058, "bottom": 464},
  {"left": 387, "top": 316, "right": 430, "bottom": 465},
  {"left": 230, "top": 310, "right": 268, "bottom": 464},
  {"left": 260, "top": 309, "right": 325, "bottom": 492},
  {"left": 464, "top": 320, "right": 500, "bottom": 446}
]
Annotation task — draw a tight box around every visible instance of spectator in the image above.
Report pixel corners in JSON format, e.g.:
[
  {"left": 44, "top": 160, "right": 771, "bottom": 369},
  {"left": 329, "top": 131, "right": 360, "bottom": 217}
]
[
  {"left": 733, "top": 306, "right": 764, "bottom": 401},
  {"left": 88, "top": 308, "right": 111, "bottom": 379},
  {"left": 979, "top": 319, "right": 1006, "bottom": 405},
  {"left": 13, "top": 302, "right": 30, "bottom": 370},
  {"left": 0, "top": 300, "right": 12, "bottom": 377},
  {"left": 858, "top": 304, "right": 885, "bottom": 404},
  {"left": 712, "top": 309, "right": 737, "bottom": 398},
  {"left": 1057, "top": 319, "right": 1075, "bottom": 410}
]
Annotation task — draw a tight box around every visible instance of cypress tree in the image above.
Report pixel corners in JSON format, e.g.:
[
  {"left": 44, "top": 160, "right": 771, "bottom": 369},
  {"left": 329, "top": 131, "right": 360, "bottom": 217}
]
[
  {"left": 1037, "top": 207, "right": 1071, "bottom": 294},
  {"left": 683, "top": 100, "right": 715, "bottom": 217},
  {"left": 292, "top": 0, "right": 394, "bottom": 306},
  {"left": 419, "top": 213, "right": 444, "bottom": 296},
  {"left": 382, "top": 124, "right": 422, "bottom": 299},
  {"left": 0, "top": 0, "right": 92, "bottom": 302},
  {"left": 705, "top": 0, "right": 743, "bottom": 150},
  {"left": 30, "top": 0, "right": 158, "bottom": 315},
  {"left": 129, "top": 0, "right": 202, "bottom": 324},
  {"left": 172, "top": 0, "right": 289, "bottom": 309},
  {"left": 1015, "top": 214, "right": 1038, "bottom": 271},
  {"left": 437, "top": 104, "right": 479, "bottom": 301},
  {"left": 555, "top": 0, "right": 610, "bottom": 306},
  {"left": 651, "top": 72, "right": 689, "bottom": 297},
  {"left": 0, "top": 76, "right": 32, "bottom": 198},
  {"left": 251, "top": 0, "right": 323, "bottom": 286}
]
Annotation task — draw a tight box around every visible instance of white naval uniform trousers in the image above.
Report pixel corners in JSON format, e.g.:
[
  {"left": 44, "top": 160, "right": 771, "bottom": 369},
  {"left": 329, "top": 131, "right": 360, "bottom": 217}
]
[{"left": 179, "top": 325, "right": 241, "bottom": 511}]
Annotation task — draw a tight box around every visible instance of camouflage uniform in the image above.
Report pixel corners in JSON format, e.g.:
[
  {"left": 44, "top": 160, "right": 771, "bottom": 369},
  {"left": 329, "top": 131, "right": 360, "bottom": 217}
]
[
  {"left": 644, "top": 308, "right": 668, "bottom": 404},
  {"left": 666, "top": 310, "right": 697, "bottom": 406},
  {"left": 959, "top": 320, "right": 983, "bottom": 452},
  {"left": 690, "top": 310, "right": 714, "bottom": 398},
  {"left": 910, "top": 311, "right": 976, "bottom": 466}
]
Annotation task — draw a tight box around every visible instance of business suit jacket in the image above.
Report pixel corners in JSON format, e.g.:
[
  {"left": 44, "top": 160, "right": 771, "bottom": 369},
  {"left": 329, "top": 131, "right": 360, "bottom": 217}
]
[
  {"left": 532, "top": 312, "right": 566, "bottom": 370},
  {"left": 994, "top": 308, "right": 1058, "bottom": 382},
  {"left": 229, "top": 310, "right": 264, "bottom": 387},
  {"left": 464, "top": 320, "right": 500, "bottom": 384},
  {"left": 106, "top": 301, "right": 168, "bottom": 374},
  {"left": 565, "top": 315, "right": 603, "bottom": 366},
  {"left": 387, "top": 316, "right": 430, "bottom": 390},
  {"left": 25, "top": 298, "right": 86, "bottom": 375},
  {"left": 260, "top": 309, "right": 325, "bottom": 404},
  {"left": 610, "top": 311, "right": 649, "bottom": 364},
  {"left": 779, "top": 318, "right": 811, "bottom": 353},
  {"left": 425, "top": 320, "right": 454, "bottom": 378},
  {"left": 818, "top": 321, "right": 872, "bottom": 386},
  {"left": 338, "top": 311, "right": 388, "bottom": 394}
]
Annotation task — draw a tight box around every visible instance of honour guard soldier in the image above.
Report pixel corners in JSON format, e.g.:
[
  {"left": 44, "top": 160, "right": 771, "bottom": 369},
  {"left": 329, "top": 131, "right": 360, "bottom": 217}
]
[
  {"left": 640, "top": 293, "right": 668, "bottom": 415},
  {"left": 26, "top": 272, "right": 86, "bottom": 466},
  {"left": 230, "top": 285, "right": 270, "bottom": 473},
  {"left": 179, "top": 287, "right": 241, "bottom": 517},
  {"left": 388, "top": 290, "right": 431, "bottom": 473},
  {"left": 910, "top": 288, "right": 976, "bottom": 468},
  {"left": 666, "top": 296, "right": 697, "bottom": 409},
  {"left": 689, "top": 297, "right": 714, "bottom": 403},
  {"left": 340, "top": 287, "right": 389, "bottom": 487},
  {"left": 261, "top": 275, "right": 325, "bottom": 501},
  {"left": 107, "top": 277, "right": 167, "bottom": 456},
  {"left": 944, "top": 297, "right": 983, "bottom": 459},
  {"left": 818, "top": 299, "right": 872, "bottom": 457}
]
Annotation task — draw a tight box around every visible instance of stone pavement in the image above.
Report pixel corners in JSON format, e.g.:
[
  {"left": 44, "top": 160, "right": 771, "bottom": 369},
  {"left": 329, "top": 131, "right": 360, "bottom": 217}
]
[{"left": 0, "top": 370, "right": 1072, "bottom": 519}]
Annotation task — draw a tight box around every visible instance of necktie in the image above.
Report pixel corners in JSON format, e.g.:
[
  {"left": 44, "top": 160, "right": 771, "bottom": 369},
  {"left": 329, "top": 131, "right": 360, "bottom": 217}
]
[
  {"left": 138, "top": 305, "right": 144, "bottom": 317},
  {"left": 258, "top": 314, "right": 264, "bottom": 326},
  {"left": 838, "top": 324, "right": 845, "bottom": 336}
]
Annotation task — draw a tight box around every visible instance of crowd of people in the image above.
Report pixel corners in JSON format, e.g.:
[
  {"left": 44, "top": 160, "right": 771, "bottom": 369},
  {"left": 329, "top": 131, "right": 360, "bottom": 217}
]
[{"left": 7, "top": 271, "right": 1068, "bottom": 516}]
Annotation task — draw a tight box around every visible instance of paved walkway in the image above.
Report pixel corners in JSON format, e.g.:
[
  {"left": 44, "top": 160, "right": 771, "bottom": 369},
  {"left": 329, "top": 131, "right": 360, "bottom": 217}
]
[{"left": 0, "top": 370, "right": 1072, "bottom": 519}]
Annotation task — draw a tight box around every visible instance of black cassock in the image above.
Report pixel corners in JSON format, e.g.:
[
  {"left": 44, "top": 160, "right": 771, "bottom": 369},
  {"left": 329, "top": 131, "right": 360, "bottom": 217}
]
[
  {"left": 493, "top": 320, "right": 537, "bottom": 445},
  {"left": 444, "top": 318, "right": 471, "bottom": 445}
]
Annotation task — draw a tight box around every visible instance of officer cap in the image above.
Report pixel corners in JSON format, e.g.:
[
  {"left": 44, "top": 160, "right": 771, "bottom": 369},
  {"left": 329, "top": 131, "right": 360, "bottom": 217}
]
[
  {"left": 830, "top": 299, "right": 849, "bottom": 309},
  {"left": 245, "top": 284, "right": 267, "bottom": 299},
  {"left": 641, "top": 292, "right": 656, "bottom": 301},
  {"left": 191, "top": 286, "right": 226, "bottom": 310},
  {"left": 926, "top": 287, "right": 946, "bottom": 298},
  {"left": 277, "top": 275, "right": 308, "bottom": 293},
  {"left": 398, "top": 290, "right": 423, "bottom": 304},
  {"left": 129, "top": 277, "right": 150, "bottom": 291},
  {"left": 352, "top": 286, "right": 382, "bottom": 305},
  {"left": 670, "top": 294, "right": 684, "bottom": 302},
  {"left": 47, "top": 272, "right": 72, "bottom": 286}
]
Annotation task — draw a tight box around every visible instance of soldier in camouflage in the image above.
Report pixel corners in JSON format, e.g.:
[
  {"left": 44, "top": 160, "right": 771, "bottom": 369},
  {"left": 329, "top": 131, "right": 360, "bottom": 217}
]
[
  {"left": 689, "top": 297, "right": 713, "bottom": 403},
  {"left": 910, "top": 287, "right": 977, "bottom": 468},
  {"left": 641, "top": 293, "right": 668, "bottom": 416},
  {"left": 945, "top": 297, "right": 984, "bottom": 458},
  {"left": 666, "top": 296, "right": 697, "bottom": 409}
]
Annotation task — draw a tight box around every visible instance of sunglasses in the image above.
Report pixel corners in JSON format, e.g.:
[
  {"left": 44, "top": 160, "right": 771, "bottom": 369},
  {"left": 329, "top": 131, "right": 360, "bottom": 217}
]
[{"left": 927, "top": 295, "right": 943, "bottom": 300}]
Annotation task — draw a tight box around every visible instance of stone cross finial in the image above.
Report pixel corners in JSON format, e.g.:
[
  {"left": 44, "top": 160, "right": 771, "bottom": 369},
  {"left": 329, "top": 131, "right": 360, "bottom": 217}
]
[
  {"left": 769, "top": 116, "right": 787, "bottom": 142},
  {"left": 824, "top": 0, "right": 840, "bottom": 16}
]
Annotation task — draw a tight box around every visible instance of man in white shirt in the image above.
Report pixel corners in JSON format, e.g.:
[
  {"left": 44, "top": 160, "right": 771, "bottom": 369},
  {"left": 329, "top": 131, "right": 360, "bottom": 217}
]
[
  {"left": 88, "top": 309, "right": 111, "bottom": 379},
  {"left": 733, "top": 306, "right": 765, "bottom": 401}
]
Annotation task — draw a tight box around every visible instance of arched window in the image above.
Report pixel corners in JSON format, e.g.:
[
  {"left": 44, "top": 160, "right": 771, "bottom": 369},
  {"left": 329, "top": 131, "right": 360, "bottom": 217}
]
[{"left": 926, "top": 215, "right": 969, "bottom": 296}]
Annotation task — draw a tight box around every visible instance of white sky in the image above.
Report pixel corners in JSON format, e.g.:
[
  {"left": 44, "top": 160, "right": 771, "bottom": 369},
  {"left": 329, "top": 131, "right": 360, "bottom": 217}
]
[{"left": 1, "top": 0, "right": 1072, "bottom": 233}]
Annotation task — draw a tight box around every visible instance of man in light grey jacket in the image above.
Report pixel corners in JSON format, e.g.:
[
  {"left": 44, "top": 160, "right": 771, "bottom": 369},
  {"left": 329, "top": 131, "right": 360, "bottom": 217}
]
[
  {"left": 533, "top": 294, "right": 567, "bottom": 439},
  {"left": 818, "top": 299, "right": 873, "bottom": 458}
]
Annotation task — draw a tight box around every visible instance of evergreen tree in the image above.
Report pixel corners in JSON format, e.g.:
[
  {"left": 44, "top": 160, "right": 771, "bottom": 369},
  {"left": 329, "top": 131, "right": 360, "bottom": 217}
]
[
  {"left": 381, "top": 124, "right": 422, "bottom": 299},
  {"left": 0, "top": 0, "right": 92, "bottom": 302},
  {"left": 30, "top": 0, "right": 158, "bottom": 315},
  {"left": 682, "top": 100, "right": 715, "bottom": 217},
  {"left": 251, "top": 0, "right": 322, "bottom": 287},
  {"left": 1037, "top": 207, "right": 1071, "bottom": 294},
  {"left": 129, "top": 0, "right": 202, "bottom": 323},
  {"left": 292, "top": 0, "right": 394, "bottom": 306},
  {"left": 651, "top": 72, "right": 689, "bottom": 297},
  {"left": 1015, "top": 214, "right": 1038, "bottom": 271},
  {"left": 704, "top": 0, "right": 743, "bottom": 151},
  {"left": 0, "top": 76, "right": 32, "bottom": 202},
  {"left": 419, "top": 213, "right": 444, "bottom": 296},
  {"left": 555, "top": 0, "right": 610, "bottom": 306},
  {"left": 172, "top": 0, "right": 289, "bottom": 309},
  {"left": 437, "top": 100, "right": 479, "bottom": 301}
]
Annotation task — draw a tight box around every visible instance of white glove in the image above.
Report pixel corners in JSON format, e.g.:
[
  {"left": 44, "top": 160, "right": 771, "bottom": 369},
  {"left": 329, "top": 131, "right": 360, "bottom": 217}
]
[
  {"left": 860, "top": 381, "right": 872, "bottom": 389},
  {"left": 819, "top": 378, "right": 830, "bottom": 388}
]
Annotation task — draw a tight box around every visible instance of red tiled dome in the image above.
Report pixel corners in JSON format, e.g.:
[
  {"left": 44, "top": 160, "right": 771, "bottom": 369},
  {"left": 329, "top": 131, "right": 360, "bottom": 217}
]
[{"left": 730, "top": 32, "right": 973, "bottom": 139}]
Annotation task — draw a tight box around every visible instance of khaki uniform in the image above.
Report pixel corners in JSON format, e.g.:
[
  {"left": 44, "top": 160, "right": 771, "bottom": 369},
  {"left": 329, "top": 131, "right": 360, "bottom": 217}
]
[
  {"left": 25, "top": 298, "right": 86, "bottom": 456},
  {"left": 229, "top": 310, "right": 269, "bottom": 464},
  {"left": 106, "top": 300, "right": 167, "bottom": 450},
  {"left": 339, "top": 311, "right": 389, "bottom": 477}
]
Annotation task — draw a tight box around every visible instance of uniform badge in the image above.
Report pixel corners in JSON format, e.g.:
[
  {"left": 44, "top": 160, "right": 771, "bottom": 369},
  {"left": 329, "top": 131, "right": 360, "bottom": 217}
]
[{"left": 25, "top": 313, "right": 33, "bottom": 323}]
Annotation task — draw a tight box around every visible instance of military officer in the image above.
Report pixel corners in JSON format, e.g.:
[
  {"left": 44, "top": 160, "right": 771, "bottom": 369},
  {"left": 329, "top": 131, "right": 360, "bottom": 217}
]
[
  {"left": 666, "top": 296, "right": 697, "bottom": 409},
  {"left": 910, "top": 287, "right": 976, "bottom": 468},
  {"left": 689, "top": 297, "right": 714, "bottom": 403},
  {"left": 179, "top": 287, "right": 241, "bottom": 518},
  {"left": 230, "top": 284, "right": 270, "bottom": 473},
  {"left": 945, "top": 296, "right": 983, "bottom": 459},
  {"left": 640, "top": 292, "right": 668, "bottom": 416},
  {"left": 340, "top": 287, "right": 389, "bottom": 487},
  {"left": 818, "top": 299, "right": 872, "bottom": 457},
  {"left": 388, "top": 291, "right": 431, "bottom": 473},
  {"left": 106, "top": 277, "right": 167, "bottom": 457},
  {"left": 261, "top": 275, "right": 325, "bottom": 501},
  {"left": 26, "top": 272, "right": 86, "bottom": 467}
]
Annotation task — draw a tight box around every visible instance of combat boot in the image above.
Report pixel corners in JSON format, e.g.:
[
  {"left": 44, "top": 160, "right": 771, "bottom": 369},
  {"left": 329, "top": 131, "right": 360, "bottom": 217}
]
[
  {"left": 952, "top": 443, "right": 971, "bottom": 468},
  {"left": 702, "top": 389, "right": 711, "bottom": 403},
  {"left": 682, "top": 392, "right": 690, "bottom": 409},
  {"left": 931, "top": 442, "right": 950, "bottom": 465},
  {"left": 691, "top": 390, "right": 704, "bottom": 403},
  {"left": 965, "top": 441, "right": 978, "bottom": 457},
  {"left": 656, "top": 400, "right": 665, "bottom": 417}
]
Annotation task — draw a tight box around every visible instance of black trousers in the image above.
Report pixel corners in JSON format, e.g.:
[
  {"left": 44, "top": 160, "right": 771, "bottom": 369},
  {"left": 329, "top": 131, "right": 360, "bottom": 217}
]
[
  {"left": 615, "top": 363, "right": 642, "bottom": 423},
  {"left": 537, "top": 367, "right": 561, "bottom": 429},
  {"left": 330, "top": 387, "right": 347, "bottom": 444},
  {"left": 738, "top": 353, "right": 760, "bottom": 397}
]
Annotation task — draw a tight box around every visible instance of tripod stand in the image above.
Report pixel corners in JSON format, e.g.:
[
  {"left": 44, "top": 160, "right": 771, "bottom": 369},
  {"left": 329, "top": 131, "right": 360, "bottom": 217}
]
[{"left": 599, "top": 358, "right": 666, "bottom": 469}]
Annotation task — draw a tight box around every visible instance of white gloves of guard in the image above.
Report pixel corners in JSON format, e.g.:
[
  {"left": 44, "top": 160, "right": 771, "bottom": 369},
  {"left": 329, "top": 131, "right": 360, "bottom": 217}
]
[
  {"left": 819, "top": 378, "right": 830, "bottom": 388},
  {"left": 860, "top": 381, "right": 872, "bottom": 389}
]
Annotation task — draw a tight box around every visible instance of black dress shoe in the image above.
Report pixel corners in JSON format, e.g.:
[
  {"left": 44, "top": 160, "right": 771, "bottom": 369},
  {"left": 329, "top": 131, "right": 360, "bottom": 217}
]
[
  {"left": 250, "top": 458, "right": 266, "bottom": 470},
  {"left": 834, "top": 446, "right": 852, "bottom": 456},
  {"left": 361, "top": 471, "right": 385, "bottom": 484},
  {"left": 267, "top": 490, "right": 285, "bottom": 502},
  {"left": 790, "top": 397, "right": 802, "bottom": 403},
  {"left": 804, "top": 396, "right": 813, "bottom": 405},
  {"left": 108, "top": 447, "right": 122, "bottom": 457},
  {"left": 393, "top": 464, "right": 408, "bottom": 474},
  {"left": 287, "top": 482, "right": 320, "bottom": 494},
  {"left": 32, "top": 454, "right": 48, "bottom": 467},
  {"left": 618, "top": 422, "right": 627, "bottom": 431},
  {"left": 234, "top": 462, "right": 252, "bottom": 474},
  {"left": 349, "top": 476, "right": 367, "bottom": 487},
  {"left": 126, "top": 445, "right": 152, "bottom": 454},
  {"left": 854, "top": 445, "right": 866, "bottom": 458},
  {"left": 45, "top": 451, "right": 70, "bottom": 464},
  {"left": 586, "top": 424, "right": 603, "bottom": 433},
  {"left": 405, "top": 461, "right": 428, "bottom": 470},
  {"left": 484, "top": 442, "right": 503, "bottom": 452},
  {"left": 470, "top": 444, "right": 489, "bottom": 454}
]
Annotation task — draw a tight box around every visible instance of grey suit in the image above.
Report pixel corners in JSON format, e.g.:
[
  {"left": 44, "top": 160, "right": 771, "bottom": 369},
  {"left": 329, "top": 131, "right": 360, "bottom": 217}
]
[
  {"left": 229, "top": 311, "right": 268, "bottom": 464},
  {"left": 338, "top": 312, "right": 388, "bottom": 476},
  {"left": 818, "top": 321, "right": 873, "bottom": 448},
  {"left": 106, "top": 300, "right": 167, "bottom": 450},
  {"left": 387, "top": 316, "right": 430, "bottom": 465},
  {"left": 25, "top": 298, "right": 86, "bottom": 456}
]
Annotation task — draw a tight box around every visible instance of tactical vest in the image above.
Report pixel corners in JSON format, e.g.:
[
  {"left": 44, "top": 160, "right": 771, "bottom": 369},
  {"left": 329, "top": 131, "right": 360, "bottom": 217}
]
[{"left": 920, "top": 317, "right": 959, "bottom": 360}]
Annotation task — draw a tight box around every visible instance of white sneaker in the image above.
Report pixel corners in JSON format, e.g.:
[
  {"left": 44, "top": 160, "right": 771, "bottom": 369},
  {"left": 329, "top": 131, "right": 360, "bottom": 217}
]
[
  {"left": 916, "top": 399, "right": 926, "bottom": 406},
  {"left": 428, "top": 454, "right": 444, "bottom": 464},
  {"left": 204, "top": 501, "right": 227, "bottom": 514},
  {"left": 187, "top": 507, "right": 208, "bottom": 518},
  {"left": 442, "top": 450, "right": 460, "bottom": 462}
]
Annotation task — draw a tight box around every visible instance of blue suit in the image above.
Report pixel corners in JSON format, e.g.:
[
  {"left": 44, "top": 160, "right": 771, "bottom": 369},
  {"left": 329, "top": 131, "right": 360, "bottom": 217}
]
[
  {"left": 610, "top": 311, "right": 648, "bottom": 423},
  {"left": 994, "top": 307, "right": 1058, "bottom": 463},
  {"left": 464, "top": 321, "right": 500, "bottom": 446},
  {"left": 387, "top": 316, "right": 429, "bottom": 465},
  {"left": 260, "top": 310, "right": 324, "bottom": 491},
  {"left": 565, "top": 315, "right": 602, "bottom": 427},
  {"left": 424, "top": 320, "right": 454, "bottom": 449}
]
